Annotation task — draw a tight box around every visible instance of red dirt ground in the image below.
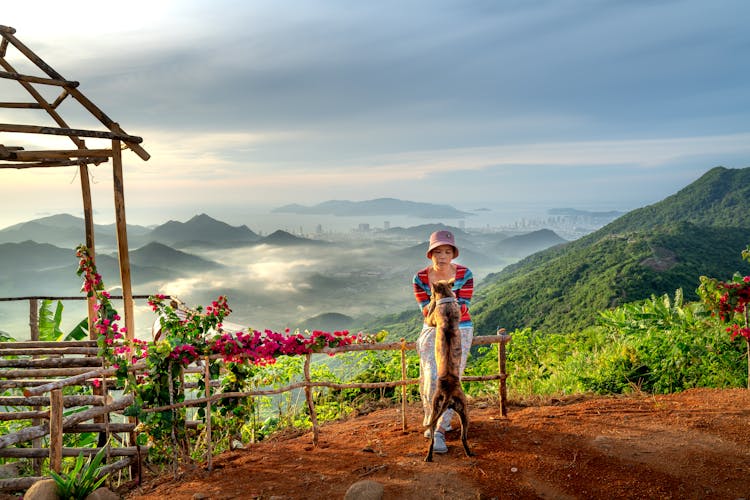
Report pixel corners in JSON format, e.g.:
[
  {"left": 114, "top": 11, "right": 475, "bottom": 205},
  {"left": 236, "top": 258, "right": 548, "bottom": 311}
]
[{"left": 124, "top": 388, "right": 750, "bottom": 499}]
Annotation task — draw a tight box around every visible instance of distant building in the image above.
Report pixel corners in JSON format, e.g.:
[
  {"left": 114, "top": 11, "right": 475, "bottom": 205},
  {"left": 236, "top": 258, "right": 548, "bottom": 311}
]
[
  {"left": 384, "top": 221, "right": 390, "bottom": 230},
  {"left": 358, "top": 223, "right": 370, "bottom": 232}
]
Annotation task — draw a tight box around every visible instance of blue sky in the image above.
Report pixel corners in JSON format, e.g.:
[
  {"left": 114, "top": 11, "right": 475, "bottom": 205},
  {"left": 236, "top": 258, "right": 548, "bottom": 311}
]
[{"left": 1, "top": 0, "right": 749, "bottom": 228}]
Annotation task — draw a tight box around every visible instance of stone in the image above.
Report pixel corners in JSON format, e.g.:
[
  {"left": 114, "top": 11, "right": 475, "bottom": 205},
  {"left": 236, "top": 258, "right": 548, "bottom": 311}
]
[
  {"left": 344, "top": 480, "right": 384, "bottom": 500},
  {"left": 24, "top": 478, "right": 60, "bottom": 500},
  {"left": 0, "top": 463, "right": 19, "bottom": 479},
  {"left": 85, "top": 486, "right": 121, "bottom": 500}
]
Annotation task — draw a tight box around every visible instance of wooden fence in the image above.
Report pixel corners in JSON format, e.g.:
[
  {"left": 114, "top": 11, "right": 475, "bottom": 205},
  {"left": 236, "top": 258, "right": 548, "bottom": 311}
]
[{"left": 0, "top": 296, "right": 511, "bottom": 492}]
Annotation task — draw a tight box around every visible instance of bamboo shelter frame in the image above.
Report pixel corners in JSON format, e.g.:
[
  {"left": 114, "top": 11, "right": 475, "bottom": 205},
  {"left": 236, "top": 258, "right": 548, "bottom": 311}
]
[{"left": 0, "top": 24, "right": 149, "bottom": 342}]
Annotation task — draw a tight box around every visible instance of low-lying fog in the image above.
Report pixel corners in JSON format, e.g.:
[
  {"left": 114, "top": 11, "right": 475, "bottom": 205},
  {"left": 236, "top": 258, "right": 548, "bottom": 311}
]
[{"left": 2, "top": 205, "right": 621, "bottom": 340}]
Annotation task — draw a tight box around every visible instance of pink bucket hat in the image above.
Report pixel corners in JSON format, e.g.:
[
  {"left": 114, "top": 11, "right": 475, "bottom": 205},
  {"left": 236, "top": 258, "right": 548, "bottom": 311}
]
[{"left": 426, "top": 230, "right": 459, "bottom": 259}]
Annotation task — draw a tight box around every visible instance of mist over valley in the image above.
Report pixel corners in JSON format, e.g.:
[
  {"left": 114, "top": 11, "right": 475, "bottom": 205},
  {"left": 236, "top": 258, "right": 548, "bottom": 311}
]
[{"left": 0, "top": 199, "right": 617, "bottom": 340}]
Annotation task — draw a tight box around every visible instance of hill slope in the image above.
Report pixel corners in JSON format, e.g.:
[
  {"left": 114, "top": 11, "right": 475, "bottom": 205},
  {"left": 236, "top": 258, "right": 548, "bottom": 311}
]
[{"left": 471, "top": 166, "right": 750, "bottom": 334}]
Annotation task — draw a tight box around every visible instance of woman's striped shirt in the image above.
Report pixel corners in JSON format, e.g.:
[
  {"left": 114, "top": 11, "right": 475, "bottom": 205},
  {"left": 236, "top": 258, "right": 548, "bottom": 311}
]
[{"left": 412, "top": 264, "right": 474, "bottom": 327}]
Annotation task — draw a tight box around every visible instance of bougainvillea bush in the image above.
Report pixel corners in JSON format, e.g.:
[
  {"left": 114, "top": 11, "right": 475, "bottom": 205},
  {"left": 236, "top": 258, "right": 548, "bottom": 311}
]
[
  {"left": 75, "top": 244, "right": 378, "bottom": 461},
  {"left": 699, "top": 245, "right": 750, "bottom": 388}
]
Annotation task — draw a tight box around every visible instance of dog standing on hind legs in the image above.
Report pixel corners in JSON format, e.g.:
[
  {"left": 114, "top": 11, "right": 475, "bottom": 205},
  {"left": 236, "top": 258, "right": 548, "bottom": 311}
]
[{"left": 424, "top": 279, "right": 474, "bottom": 462}]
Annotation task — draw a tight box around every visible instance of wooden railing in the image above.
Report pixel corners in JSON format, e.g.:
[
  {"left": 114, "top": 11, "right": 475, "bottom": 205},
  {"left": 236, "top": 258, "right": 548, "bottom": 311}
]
[
  {"left": 0, "top": 298, "right": 511, "bottom": 492},
  {"left": 0, "top": 294, "right": 156, "bottom": 341}
]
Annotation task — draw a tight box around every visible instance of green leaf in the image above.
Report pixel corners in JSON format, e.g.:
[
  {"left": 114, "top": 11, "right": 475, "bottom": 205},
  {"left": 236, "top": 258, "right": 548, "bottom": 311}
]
[{"left": 65, "top": 317, "right": 90, "bottom": 341}]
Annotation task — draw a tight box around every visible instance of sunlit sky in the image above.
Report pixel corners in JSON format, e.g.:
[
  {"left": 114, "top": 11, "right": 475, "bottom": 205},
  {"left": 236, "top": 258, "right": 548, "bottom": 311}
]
[{"left": 1, "top": 0, "right": 749, "bottom": 229}]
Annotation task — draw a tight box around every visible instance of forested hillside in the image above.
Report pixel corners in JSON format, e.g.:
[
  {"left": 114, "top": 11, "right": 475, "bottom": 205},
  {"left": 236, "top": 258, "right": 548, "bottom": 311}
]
[{"left": 470, "top": 166, "right": 750, "bottom": 334}]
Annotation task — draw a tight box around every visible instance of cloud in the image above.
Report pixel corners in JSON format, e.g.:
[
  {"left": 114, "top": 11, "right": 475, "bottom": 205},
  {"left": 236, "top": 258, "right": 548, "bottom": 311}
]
[{"left": 1, "top": 0, "right": 749, "bottom": 226}]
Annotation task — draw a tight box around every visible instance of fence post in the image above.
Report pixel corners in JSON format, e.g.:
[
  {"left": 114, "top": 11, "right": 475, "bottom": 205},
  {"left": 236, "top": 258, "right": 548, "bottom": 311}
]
[
  {"left": 303, "top": 354, "right": 320, "bottom": 446},
  {"left": 168, "top": 360, "right": 178, "bottom": 479},
  {"left": 29, "top": 298, "right": 43, "bottom": 474},
  {"left": 204, "top": 356, "right": 212, "bottom": 471},
  {"left": 400, "top": 338, "right": 407, "bottom": 432},
  {"left": 497, "top": 330, "right": 508, "bottom": 417},
  {"left": 49, "top": 389, "right": 63, "bottom": 473}
]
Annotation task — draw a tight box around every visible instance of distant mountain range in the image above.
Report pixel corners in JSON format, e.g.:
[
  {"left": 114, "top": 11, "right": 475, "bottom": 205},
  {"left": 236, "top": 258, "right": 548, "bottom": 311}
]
[
  {"left": 0, "top": 214, "right": 326, "bottom": 298},
  {"left": 0, "top": 214, "right": 152, "bottom": 249},
  {"left": 0, "top": 213, "right": 315, "bottom": 250},
  {"left": 0, "top": 203, "right": 574, "bottom": 337},
  {"left": 272, "top": 198, "right": 474, "bottom": 218}
]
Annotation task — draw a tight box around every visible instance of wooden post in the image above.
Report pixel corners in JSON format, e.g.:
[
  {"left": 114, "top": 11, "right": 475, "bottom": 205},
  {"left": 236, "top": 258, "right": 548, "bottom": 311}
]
[
  {"left": 400, "top": 338, "right": 407, "bottom": 432},
  {"left": 111, "top": 132, "right": 134, "bottom": 342},
  {"left": 49, "top": 389, "right": 63, "bottom": 473},
  {"left": 29, "top": 298, "right": 39, "bottom": 341},
  {"left": 30, "top": 298, "right": 42, "bottom": 474},
  {"left": 204, "top": 357, "right": 212, "bottom": 471},
  {"left": 498, "top": 330, "right": 508, "bottom": 417},
  {"left": 112, "top": 123, "right": 141, "bottom": 484},
  {"left": 168, "top": 361, "right": 178, "bottom": 479},
  {"left": 79, "top": 161, "right": 98, "bottom": 340},
  {"left": 303, "top": 354, "right": 319, "bottom": 446}
]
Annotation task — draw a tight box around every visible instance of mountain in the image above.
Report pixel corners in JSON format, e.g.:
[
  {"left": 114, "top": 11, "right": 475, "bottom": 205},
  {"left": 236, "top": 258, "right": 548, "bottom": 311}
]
[
  {"left": 0, "top": 240, "right": 170, "bottom": 296},
  {"left": 260, "top": 230, "right": 325, "bottom": 246},
  {"left": 469, "top": 166, "right": 750, "bottom": 335},
  {"left": 129, "top": 242, "right": 224, "bottom": 273},
  {"left": 494, "top": 229, "right": 567, "bottom": 257},
  {"left": 272, "top": 198, "right": 473, "bottom": 218},
  {"left": 147, "top": 213, "right": 259, "bottom": 245},
  {"left": 0, "top": 213, "right": 261, "bottom": 249},
  {"left": 295, "top": 312, "right": 354, "bottom": 332},
  {"left": 0, "top": 214, "right": 151, "bottom": 249}
]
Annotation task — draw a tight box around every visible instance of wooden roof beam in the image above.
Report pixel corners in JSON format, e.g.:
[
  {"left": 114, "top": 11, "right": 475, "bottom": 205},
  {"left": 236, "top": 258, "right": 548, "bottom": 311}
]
[
  {"left": 12, "top": 149, "right": 114, "bottom": 160},
  {"left": 0, "top": 70, "right": 79, "bottom": 88},
  {"left": 0, "top": 102, "right": 43, "bottom": 109},
  {"left": 0, "top": 123, "right": 143, "bottom": 143},
  {"left": 67, "top": 89, "right": 150, "bottom": 161},
  {"left": 0, "top": 158, "right": 107, "bottom": 169},
  {"left": 51, "top": 89, "right": 70, "bottom": 109}
]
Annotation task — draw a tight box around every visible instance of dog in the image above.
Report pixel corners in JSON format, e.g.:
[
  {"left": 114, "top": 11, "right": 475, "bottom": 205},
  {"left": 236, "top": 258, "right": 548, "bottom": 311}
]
[{"left": 424, "top": 279, "right": 473, "bottom": 462}]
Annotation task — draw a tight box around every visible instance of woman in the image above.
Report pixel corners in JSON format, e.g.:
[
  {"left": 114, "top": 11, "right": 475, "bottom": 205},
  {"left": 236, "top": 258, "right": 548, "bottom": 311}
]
[{"left": 412, "top": 230, "right": 474, "bottom": 454}]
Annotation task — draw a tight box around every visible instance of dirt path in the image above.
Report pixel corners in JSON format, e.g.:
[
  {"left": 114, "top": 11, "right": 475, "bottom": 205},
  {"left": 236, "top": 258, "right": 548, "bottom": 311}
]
[{"left": 124, "top": 388, "right": 750, "bottom": 499}]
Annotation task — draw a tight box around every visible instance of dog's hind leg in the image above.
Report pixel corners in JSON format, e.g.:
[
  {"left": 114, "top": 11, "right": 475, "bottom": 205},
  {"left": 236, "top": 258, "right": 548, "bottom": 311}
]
[
  {"left": 454, "top": 397, "right": 474, "bottom": 457},
  {"left": 425, "top": 393, "right": 450, "bottom": 462}
]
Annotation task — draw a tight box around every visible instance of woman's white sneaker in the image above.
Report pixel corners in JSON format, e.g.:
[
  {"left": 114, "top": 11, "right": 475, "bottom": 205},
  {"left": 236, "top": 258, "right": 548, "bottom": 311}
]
[{"left": 432, "top": 431, "right": 448, "bottom": 454}]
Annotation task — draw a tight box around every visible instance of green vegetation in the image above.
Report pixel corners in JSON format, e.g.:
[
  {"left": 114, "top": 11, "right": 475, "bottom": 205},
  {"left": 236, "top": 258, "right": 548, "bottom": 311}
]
[
  {"left": 469, "top": 291, "right": 745, "bottom": 398},
  {"left": 471, "top": 166, "right": 750, "bottom": 334},
  {"left": 49, "top": 442, "right": 110, "bottom": 500}
]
